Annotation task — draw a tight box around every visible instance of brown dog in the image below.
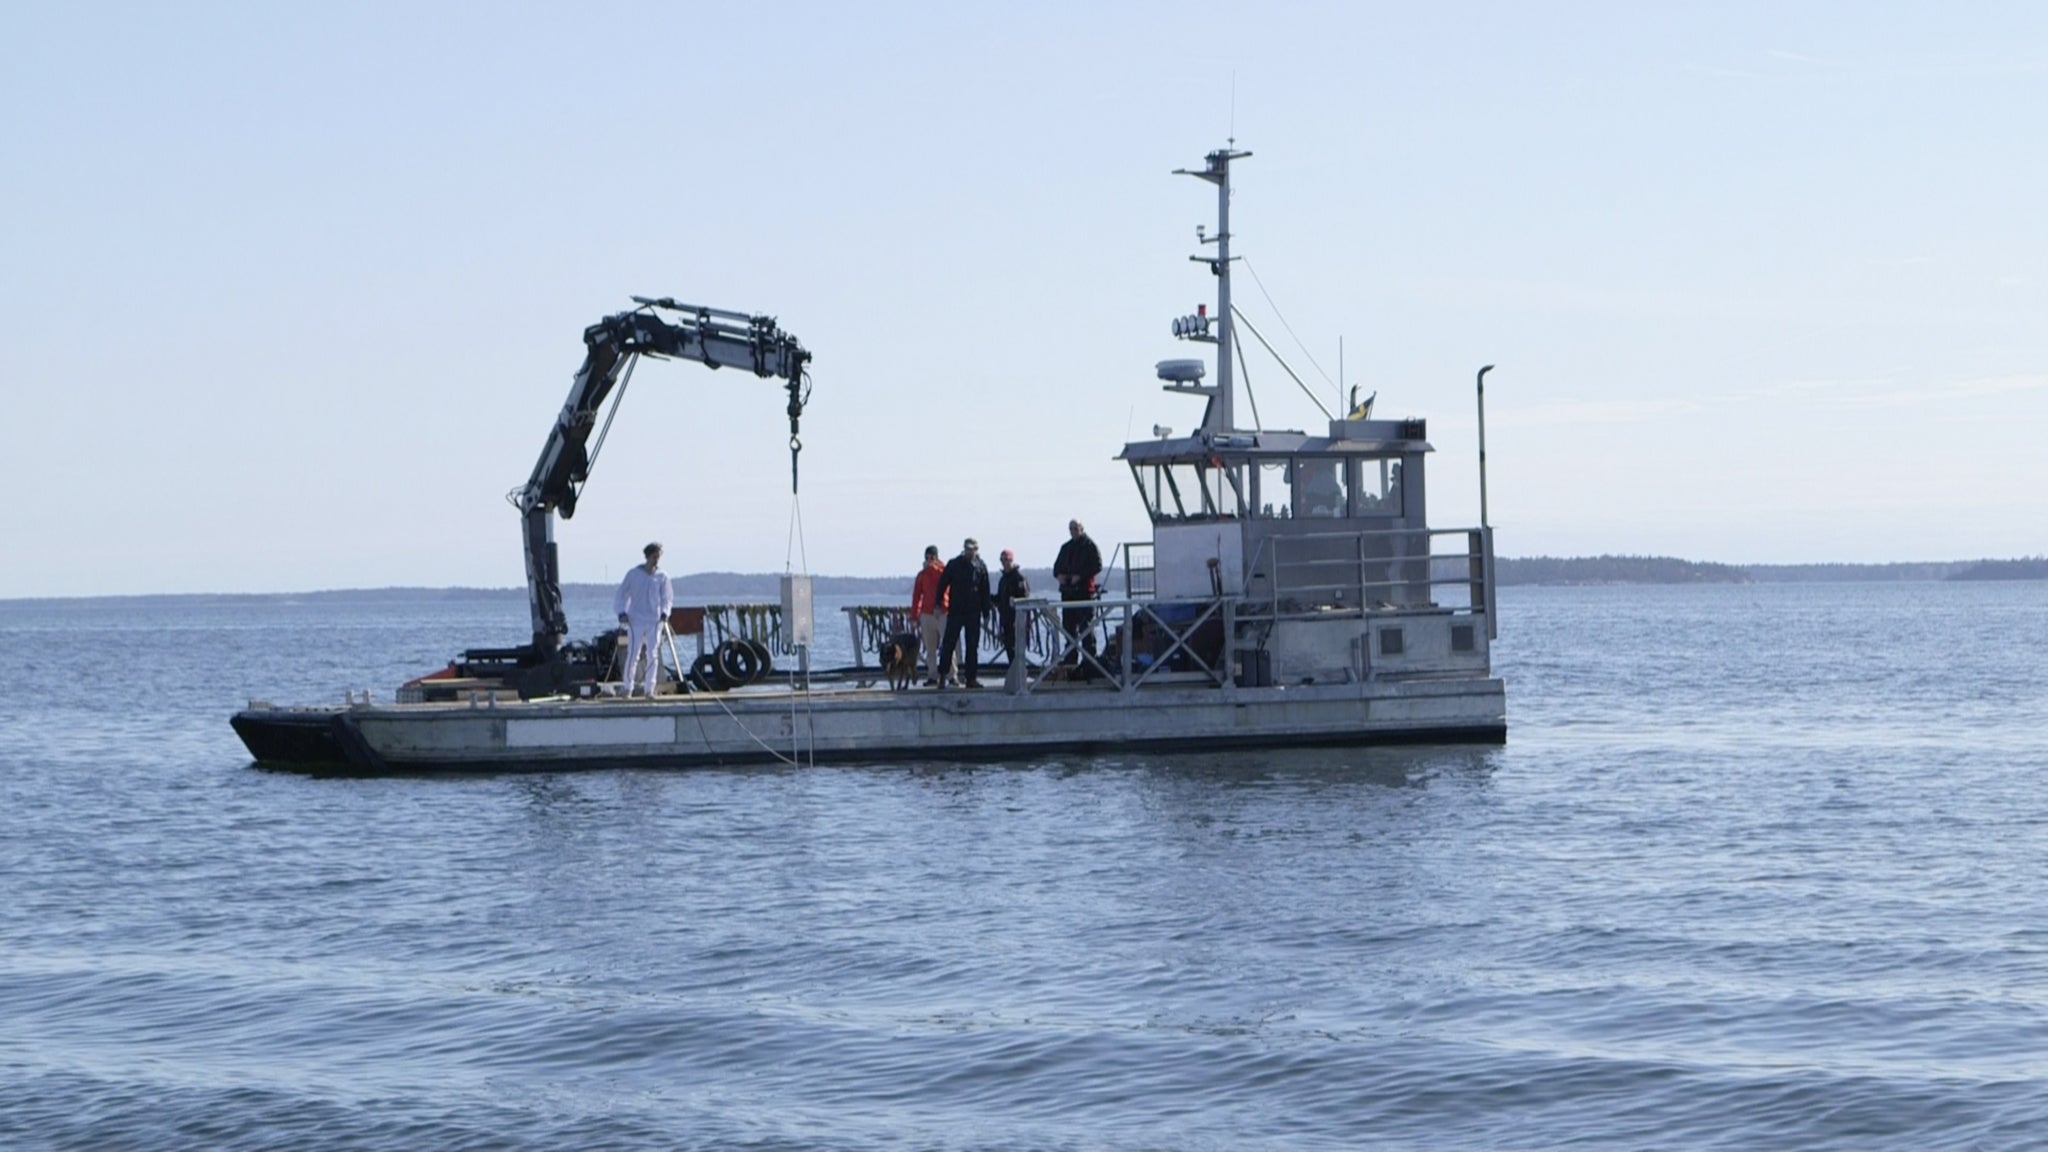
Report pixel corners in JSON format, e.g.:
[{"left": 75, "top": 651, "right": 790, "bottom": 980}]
[{"left": 879, "top": 632, "right": 919, "bottom": 691}]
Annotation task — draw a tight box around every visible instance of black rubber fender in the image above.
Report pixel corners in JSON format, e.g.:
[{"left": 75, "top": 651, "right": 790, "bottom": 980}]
[
  {"left": 743, "top": 638, "right": 774, "bottom": 677},
  {"left": 715, "top": 639, "right": 761, "bottom": 685},
  {"left": 689, "top": 652, "right": 729, "bottom": 692}
]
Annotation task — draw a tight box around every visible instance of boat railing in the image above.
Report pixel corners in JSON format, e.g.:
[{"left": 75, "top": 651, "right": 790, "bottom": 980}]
[
  {"left": 1240, "top": 526, "right": 1496, "bottom": 637},
  {"left": 1009, "top": 594, "right": 1235, "bottom": 695},
  {"left": 690, "top": 603, "right": 798, "bottom": 656},
  {"left": 1002, "top": 526, "right": 1495, "bottom": 692},
  {"left": 840, "top": 603, "right": 1059, "bottom": 671},
  {"left": 841, "top": 605, "right": 918, "bottom": 660},
  {"left": 1117, "top": 541, "right": 1156, "bottom": 599}
]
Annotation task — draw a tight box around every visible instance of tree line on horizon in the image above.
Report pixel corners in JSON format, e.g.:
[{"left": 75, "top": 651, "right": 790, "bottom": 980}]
[
  {"left": 554, "top": 555, "right": 2048, "bottom": 590},
  {"left": 13, "top": 556, "right": 2045, "bottom": 607},
  {"left": 1495, "top": 554, "right": 2048, "bottom": 585}
]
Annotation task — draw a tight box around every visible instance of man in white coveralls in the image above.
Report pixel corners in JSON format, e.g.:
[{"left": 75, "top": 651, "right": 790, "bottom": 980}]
[{"left": 613, "top": 542, "right": 673, "bottom": 697}]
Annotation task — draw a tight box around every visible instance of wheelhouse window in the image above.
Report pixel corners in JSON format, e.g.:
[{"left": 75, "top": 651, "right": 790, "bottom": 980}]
[
  {"left": 1130, "top": 461, "right": 1246, "bottom": 522},
  {"left": 1355, "top": 457, "right": 1404, "bottom": 516},
  {"left": 1198, "top": 461, "right": 1245, "bottom": 518},
  {"left": 1256, "top": 461, "right": 1288, "bottom": 517},
  {"left": 1291, "top": 458, "right": 1350, "bottom": 518}
]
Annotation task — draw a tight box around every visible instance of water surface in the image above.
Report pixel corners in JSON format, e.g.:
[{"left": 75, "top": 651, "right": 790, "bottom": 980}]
[{"left": 2, "top": 583, "right": 2044, "bottom": 1150}]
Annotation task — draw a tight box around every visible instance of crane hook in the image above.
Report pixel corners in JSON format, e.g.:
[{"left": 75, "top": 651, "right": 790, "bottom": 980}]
[{"left": 783, "top": 376, "right": 808, "bottom": 494}]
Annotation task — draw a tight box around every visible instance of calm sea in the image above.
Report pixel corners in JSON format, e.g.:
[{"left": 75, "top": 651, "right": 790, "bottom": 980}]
[{"left": 2, "top": 583, "right": 2044, "bottom": 1151}]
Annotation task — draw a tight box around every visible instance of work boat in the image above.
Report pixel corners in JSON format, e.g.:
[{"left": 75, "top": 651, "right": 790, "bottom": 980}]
[{"left": 231, "top": 145, "right": 1506, "bottom": 773}]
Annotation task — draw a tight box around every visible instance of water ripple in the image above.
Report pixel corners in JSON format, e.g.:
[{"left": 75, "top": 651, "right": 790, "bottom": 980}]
[{"left": 3, "top": 585, "right": 2048, "bottom": 1149}]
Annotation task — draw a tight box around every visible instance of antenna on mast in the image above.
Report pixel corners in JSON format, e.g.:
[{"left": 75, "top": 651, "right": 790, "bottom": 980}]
[{"left": 1174, "top": 144, "right": 1253, "bottom": 436}]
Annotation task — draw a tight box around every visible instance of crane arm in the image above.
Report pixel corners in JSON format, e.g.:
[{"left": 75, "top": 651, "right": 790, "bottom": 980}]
[{"left": 514, "top": 298, "right": 811, "bottom": 663}]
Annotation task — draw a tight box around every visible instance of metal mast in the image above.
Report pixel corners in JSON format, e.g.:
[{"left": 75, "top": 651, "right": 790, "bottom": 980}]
[{"left": 1177, "top": 144, "right": 1250, "bottom": 435}]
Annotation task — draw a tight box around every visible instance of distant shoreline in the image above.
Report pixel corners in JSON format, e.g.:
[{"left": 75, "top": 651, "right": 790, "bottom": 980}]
[
  {"left": 0, "top": 573, "right": 918, "bottom": 608},
  {"left": 5, "top": 556, "right": 2045, "bottom": 605},
  {"left": 1497, "top": 555, "right": 2048, "bottom": 585}
]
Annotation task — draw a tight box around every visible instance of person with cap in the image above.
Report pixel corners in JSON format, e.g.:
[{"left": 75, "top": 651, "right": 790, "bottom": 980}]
[
  {"left": 936, "top": 537, "right": 992, "bottom": 688},
  {"left": 613, "top": 542, "right": 673, "bottom": 697},
  {"left": 992, "top": 547, "right": 1030, "bottom": 665},
  {"left": 909, "top": 544, "right": 948, "bottom": 686},
  {"left": 1053, "top": 518, "right": 1103, "bottom": 663}
]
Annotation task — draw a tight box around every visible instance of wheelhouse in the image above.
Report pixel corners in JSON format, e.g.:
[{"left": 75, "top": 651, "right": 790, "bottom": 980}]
[{"left": 1119, "top": 417, "right": 1437, "bottom": 608}]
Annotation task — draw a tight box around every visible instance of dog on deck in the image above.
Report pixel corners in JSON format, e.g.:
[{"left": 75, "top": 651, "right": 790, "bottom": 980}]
[{"left": 879, "top": 632, "right": 919, "bottom": 691}]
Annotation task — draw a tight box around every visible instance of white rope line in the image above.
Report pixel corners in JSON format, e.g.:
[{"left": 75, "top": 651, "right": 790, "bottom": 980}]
[
  {"left": 698, "top": 685, "right": 807, "bottom": 768},
  {"left": 786, "top": 483, "right": 809, "bottom": 575},
  {"left": 780, "top": 486, "right": 818, "bottom": 768},
  {"left": 659, "top": 487, "right": 821, "bottom": 770},
  {"left": 664, "top": 624, "right": 808, "bottom": 768},
  {"left": 1241, "top": 256, "right": 1336, "bottom": 389}
]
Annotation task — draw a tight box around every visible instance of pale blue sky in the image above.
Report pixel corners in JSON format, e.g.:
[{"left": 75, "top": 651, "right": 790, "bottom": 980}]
[{"left": 4, "top": 3, "right": 2044, "bottom": 596}]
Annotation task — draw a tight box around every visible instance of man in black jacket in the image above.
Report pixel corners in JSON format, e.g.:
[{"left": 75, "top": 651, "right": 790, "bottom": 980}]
[
  {"left": 993, "top": 548, "right": 1030, "bottom": 664},
  {"left": 1053, "top": 519, "right": 1103, "bottom": 663},
  {"left": 936, "top": 538, "right": 992, "bottom": 688}
]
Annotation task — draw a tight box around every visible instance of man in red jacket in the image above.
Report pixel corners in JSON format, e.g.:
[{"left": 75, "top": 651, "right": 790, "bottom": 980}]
[{"left": 909, "top": 545, "right": 948, "bottom": 687}]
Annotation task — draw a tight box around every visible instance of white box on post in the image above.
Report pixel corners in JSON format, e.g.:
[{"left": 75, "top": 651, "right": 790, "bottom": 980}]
[{"left": 780, "top": 574, "right": 814, "bottom": 647}]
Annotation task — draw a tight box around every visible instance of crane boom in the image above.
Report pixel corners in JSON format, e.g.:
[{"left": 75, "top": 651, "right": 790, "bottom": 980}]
[{"left": 474, "top": 298, "right": 810, "bottom": 696}]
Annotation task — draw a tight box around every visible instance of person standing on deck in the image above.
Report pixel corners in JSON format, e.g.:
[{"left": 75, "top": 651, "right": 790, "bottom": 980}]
[
  {"left": 1053, "top": 519, "right": 1103, "bottom": 663},
  {"left": 937, "top": 538, "right": 992, "bottom": 688},
  {"left": 910, "top": 544, "right": 948, "bottom": 687},
  {"left": 993, "top": 548, "right": 1030, "bottom": 665},
  {"left": 613, "top": 542, "right": 673, "bottom": 697}
]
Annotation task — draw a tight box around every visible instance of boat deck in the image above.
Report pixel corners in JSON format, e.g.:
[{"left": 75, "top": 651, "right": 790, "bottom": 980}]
[{"left": 234, "top": 672, "right": 1506, "bottom": 774}]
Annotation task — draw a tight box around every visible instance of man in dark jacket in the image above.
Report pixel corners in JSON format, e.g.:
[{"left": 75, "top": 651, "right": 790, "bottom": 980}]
[
  {"left": 936, "top": 538, "right": 992, "bottom": 688},
  {"left": 1053, "top": 519, "right": 1103, "bottom": 663},
  {"left": 993, "top": 548, "right": 1030, "bottom": 664}
]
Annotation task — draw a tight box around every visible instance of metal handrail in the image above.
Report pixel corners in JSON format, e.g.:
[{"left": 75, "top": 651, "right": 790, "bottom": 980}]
[
  {"left": 832, "top": 524, "right": 1496, "bottom": 677},
  {"left": 1120, "top": 540, "right": 1156, "bottom": 599},
  {"left": 1242, "top": 525, "right": 1493, "bottom": 624},
  {"left": 1012, "top": 594, "right": 1233, "bottom": 695},
  {"left": 840, "top": 602, "right": 1054, "bottom": 670},
  {"left": 694, "top": 603, "right": 795, "bottom": 655}
]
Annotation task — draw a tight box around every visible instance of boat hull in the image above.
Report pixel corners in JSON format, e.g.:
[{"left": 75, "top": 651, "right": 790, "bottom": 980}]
[{"left": 231, "top": 678, "right": 1507, "bottom": 774}]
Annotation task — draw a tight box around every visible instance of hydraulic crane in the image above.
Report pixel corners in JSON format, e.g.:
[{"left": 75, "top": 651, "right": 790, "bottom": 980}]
[{"left": 459, "top": 297, "right": 810, "bottom": 698}]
